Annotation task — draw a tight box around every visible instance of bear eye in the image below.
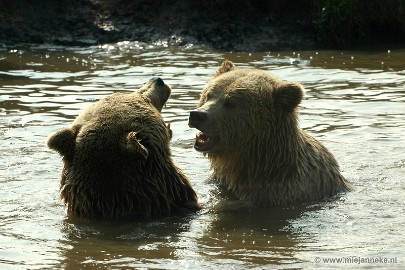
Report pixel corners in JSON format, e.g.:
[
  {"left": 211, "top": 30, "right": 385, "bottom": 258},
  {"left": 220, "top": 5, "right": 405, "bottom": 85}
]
[{"left": 224, "top": 97, "right": 236, "bottom": 109}]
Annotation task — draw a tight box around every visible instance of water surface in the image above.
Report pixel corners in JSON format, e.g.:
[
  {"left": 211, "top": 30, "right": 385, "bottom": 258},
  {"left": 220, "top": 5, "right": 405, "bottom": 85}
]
[{"left": 1, "top": 42, "right": 404, "bottom": 269}]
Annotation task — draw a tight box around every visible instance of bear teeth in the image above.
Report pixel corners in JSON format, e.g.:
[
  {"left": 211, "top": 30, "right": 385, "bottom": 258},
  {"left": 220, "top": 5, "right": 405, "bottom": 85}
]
[{"left": 196, "top": 132, "right": 210, "bottom": 145}]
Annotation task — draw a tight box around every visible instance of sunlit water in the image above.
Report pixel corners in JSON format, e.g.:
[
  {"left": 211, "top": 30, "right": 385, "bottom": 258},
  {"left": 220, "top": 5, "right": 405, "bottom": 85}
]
[{"left": 1, "top": 42, "right": 404, "bottom": 269}]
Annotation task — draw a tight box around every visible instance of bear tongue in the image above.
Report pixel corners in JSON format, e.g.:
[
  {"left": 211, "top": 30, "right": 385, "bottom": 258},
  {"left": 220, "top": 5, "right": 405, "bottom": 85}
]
[{"left": 195, "top": 132, "right": 211, "bottom": 146}]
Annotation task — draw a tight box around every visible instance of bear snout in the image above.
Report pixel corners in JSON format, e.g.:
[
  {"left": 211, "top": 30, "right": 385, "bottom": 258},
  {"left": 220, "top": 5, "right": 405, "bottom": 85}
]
[
  {"left": 150, "top": 77, "right": 164, "bottom": 86},
  {"left": 188, "top": 110, "right": 208, "bottom": 128}
]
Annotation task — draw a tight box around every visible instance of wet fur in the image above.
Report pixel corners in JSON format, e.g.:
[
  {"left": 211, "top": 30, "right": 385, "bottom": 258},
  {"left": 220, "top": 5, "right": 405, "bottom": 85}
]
[
  {"left": 48, "top": 80, "right": 199, "bottom": 218},
  {"left": 196, "top": 60, "right": 350, "bottom": 207}
]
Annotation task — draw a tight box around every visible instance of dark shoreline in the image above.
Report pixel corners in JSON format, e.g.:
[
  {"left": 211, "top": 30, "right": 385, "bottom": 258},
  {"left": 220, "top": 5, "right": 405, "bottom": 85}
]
[{"left": 0, "top": 0, "right": 404, "bottom": 51}]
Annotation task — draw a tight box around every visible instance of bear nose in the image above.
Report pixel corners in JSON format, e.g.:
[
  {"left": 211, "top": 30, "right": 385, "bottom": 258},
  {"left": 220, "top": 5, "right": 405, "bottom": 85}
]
[
  {"left": 189, "top": 110, "right": 208, "bottom": 127},
  {"left": 151, "top": 77, "right": 164, "bottom": 86}
]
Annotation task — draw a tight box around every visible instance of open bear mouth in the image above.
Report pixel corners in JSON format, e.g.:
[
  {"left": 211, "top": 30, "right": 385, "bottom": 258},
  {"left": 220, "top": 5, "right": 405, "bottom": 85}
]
[{"left": 194, "top": 132, "right": 217, "bottom": 152}]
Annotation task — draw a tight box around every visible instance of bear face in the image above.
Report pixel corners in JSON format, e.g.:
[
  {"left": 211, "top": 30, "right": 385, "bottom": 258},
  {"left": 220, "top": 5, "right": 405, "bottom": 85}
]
[
  {"left": 189, "top": 61, "right": 304, "bottom": 154},
  {"left": 48, "top": 77, "right": 199, "bottom": 219},
  {"left": 189, "top": 60, "right": 350, "bottom": 207}
]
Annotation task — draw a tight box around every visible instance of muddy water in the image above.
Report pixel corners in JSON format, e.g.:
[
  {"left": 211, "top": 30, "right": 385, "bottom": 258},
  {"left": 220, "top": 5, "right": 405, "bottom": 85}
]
[{"left": 0, "top": 42, "right": 404, "bottom": 269}]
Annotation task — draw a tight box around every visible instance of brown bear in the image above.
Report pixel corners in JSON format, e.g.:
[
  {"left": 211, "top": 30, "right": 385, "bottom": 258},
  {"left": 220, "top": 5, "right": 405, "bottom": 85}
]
[
  {"left": 48, "top": 77, "right": 199, "bottom": 219},
  {"left": 189, "top": 60, "right": 351, "bottom": 207}
]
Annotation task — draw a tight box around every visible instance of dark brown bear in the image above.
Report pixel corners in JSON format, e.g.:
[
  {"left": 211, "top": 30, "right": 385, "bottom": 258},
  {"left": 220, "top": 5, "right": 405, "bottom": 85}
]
[
  {"left": 48, "top": 77, "right": 199, "bottom": 218},
  {"left": 189, "top": 60, "right": 351, "bottom": 207}
]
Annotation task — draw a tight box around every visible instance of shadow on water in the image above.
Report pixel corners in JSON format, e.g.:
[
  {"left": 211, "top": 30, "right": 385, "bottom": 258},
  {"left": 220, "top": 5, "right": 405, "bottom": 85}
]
[
  {"left": 57, "top": 192, "right": 323, "bottom": 268},
  {"left": 189, "top": 184, "right": 330, "bottom": 267},
  {"left": 58, "top": 213, "right": 200, "bottom": 268},
  {"left": 198, "top": 208, "right": 308, "bottom": 266}
]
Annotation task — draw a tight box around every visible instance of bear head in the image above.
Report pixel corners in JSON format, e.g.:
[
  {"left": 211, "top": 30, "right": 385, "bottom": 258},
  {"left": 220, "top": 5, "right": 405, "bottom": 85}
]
[
  {"left": 188, "top": 60, "right": 304, "bottom": 154},
  {"left": 48, "top": 77, "right": 171, "bottom": 163}
]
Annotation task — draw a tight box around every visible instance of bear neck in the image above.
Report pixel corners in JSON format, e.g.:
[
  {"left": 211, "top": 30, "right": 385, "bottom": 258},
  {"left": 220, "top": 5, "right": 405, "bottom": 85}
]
[
  {"left": 209, "top": 113, "right": 341, "bottom": 206},
  {"left": 60, "top": 156, "right": 198, "bottom": 218}
]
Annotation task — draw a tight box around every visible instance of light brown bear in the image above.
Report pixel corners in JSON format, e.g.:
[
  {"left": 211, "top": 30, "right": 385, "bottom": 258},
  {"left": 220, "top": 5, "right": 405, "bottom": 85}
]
[
  {"left": 48, "top": 77, "right": 199, "bottom": 218},
  {"left": 189, "top": 60, "right": 350, "bottom": 207}
]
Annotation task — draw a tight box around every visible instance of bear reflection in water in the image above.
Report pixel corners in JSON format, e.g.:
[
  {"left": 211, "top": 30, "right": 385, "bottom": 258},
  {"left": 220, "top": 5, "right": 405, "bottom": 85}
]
[
  {"left": 189, "top": 60, "right": 351, "bottom": 207},
  {"left": 47, "top": 77, "right": 200, "bottom": 219}
]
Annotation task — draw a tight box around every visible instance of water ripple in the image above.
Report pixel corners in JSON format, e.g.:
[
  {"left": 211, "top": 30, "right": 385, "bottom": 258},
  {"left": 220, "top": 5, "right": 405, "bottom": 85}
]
[{"left": 0, "top": 44, "right": 404, "bottom": 269}]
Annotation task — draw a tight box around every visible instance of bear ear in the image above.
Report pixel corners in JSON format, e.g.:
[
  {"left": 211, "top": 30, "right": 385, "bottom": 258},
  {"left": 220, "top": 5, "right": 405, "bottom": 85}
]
[
  {"left": 121, "top": 131, "right": 149, "bottom": 159},
  {"left": 214, "top": 59, "right": 236, "bottom": 77},
  {"left": 47, "top": 127, "right": 77, "bottom": 157},
  {"left": 273, "top": 82, "right": 304, "bottom": 112}
]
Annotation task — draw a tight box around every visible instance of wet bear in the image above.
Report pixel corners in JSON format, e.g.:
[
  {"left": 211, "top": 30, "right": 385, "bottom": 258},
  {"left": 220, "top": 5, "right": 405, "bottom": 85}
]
[
  {"left": 48, "top": 78, "right": 199, "bottom": 218},
  {"left": 189, "top": 60, "right": 350, "bottom": 207}
]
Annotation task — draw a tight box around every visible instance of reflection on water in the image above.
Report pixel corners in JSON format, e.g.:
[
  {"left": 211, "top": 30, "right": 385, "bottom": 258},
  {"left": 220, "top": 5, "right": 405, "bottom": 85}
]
[{"left": 0, "top": 43, "right": 404, "bottom": 269}]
